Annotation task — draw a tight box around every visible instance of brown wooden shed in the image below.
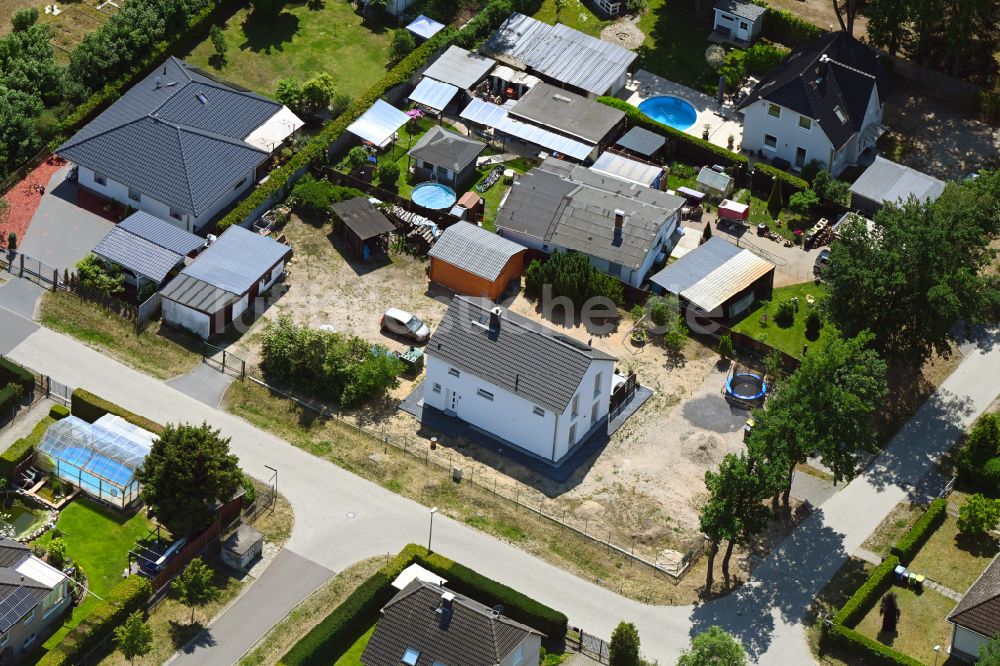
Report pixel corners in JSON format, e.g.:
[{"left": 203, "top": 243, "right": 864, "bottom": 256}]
[
  {"left": 330, "top": 197, "right": 396, "bottom": 260},
  {"left": 427, "top": 222, "right": 527, "bottom": 300}
]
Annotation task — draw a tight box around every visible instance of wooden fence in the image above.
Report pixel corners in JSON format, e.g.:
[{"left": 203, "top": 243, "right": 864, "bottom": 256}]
[{"left": 149, "top": 519, "right": 224, "bottom": 592}]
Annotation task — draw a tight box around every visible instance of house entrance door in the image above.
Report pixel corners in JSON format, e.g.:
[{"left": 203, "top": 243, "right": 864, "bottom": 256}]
[{"left": 445, "top": 388, "right": 460, "bottom": 412}]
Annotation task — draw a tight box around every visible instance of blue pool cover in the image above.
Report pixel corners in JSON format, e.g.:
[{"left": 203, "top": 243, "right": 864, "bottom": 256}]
[{"left": 412, "top": 182, "right": 457, "bottom": 210}]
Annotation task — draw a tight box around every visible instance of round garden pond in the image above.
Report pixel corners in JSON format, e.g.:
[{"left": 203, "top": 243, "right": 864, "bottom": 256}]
[
  {"left": 637, "top": 96, "right": 698, "bottom": 132},
  {"left": 411, "top": 182, "right": 457, "bottom": 210}
]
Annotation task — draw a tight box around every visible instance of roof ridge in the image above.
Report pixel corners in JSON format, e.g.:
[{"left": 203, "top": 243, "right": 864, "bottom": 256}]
[
  {"left": 149, "top": 78, "right": 195, "bottom": 118},
  {"left": 827, "top": 56, "right": 876, "bottom": 80},
  {"left": 463, "top": 298, "right": 602, "bottom": 361},
  {"left": 171, "top": 122, "right": 269, "bottom": 153},
  {"left": 58, "top": 115, "right": 150, "bottom": 151},
  {"left": 172, "top": 123, "right": 198, "bottom": 216}
]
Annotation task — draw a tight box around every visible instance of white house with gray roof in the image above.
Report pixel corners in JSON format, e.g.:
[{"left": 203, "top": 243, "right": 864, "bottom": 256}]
[
  {"left": 58, "top": 57, "right": 303, "bottom": 232},
  {"left": 424, "top": 297, "right": 616, "bottom": 463}
]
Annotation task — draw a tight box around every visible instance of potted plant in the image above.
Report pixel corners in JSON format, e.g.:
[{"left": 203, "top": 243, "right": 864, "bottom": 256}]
[
  {"left": 630, "top": 327, "right": 649, "bottom": 346},
  {"left": 727, "top": 134, "right": 735, "bottom": 150}
]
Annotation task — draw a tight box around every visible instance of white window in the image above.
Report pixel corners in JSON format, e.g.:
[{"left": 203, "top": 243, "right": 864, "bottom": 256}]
[
  {"left": 763, "top": 134, "right": 777, "bottom": 149},
  {"left": 477, "top": 388, "right": 494, "bottom": 401},
  {"left": 93, "top": 172, "right": 107, "bottom": 186},
  {"left": 533, "top": 406, "right": 545, "bottom": 417},
  {"left": 23, "top": 608, "right": 35, "bottom": 625},
  {"left": 402, "top": 647, "right": 421, "bottom": 666},
  {"left": 448, "top": 367, "right": 460, "bottom": 378},
  {"left": 767, "top": 103, "right": 781, "bottom": 119},
  {"left": 593, "top": 372, "right": 603, "bottom": 397},
  {"left": 127, "top": 187, "right": 141, "bottom": 202},
  {"left": 432, "top": 383, "right": 441, "bottom": 393},
  {"left": 798, "top": 115, "right": 812, "bottom": 130},
  {"left": 169, "top": 207, "right": 183, "bottom": 220},
  {"left": 833, "top": 105, "right": 848, "bottom": 123},
  {"left": 571, "top": 394, "right": 580, "bottom": 417},
  {"left": 591, "top": 401, "right": 600, "bottom": 423},
  {"left": 568, "top": 423, "right": 577, "bottom": 444}
]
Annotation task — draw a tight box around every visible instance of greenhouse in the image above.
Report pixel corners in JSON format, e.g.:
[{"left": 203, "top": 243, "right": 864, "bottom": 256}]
[{"left": 36, "top": 414, "right": 157, "bottom": 509}]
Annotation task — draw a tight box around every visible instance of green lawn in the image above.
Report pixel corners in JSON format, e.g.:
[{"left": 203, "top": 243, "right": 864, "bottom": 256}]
[
  {"left": 333, "top": 625, "right": 376, "bottom": 665},
  {"left": 34, "top": 499, "right": 155, "bottom": 649},
  {"left": 534, "top": 0, "right": 610, "bottom": 36},
  {"left": 731, "top": 282, "right": 835, "bottom": 358},
  {"left": 908, "top": 514, "right": 1000, "bottom": 594},
  {"left": 733, "top": 188, "right": 809, "bottom": 242},
  {"left": 183, "top": 1, "right": 393, "bottom": 99},
  {"left": 854, "top": 586, "right": 956, "bottom": 664}
]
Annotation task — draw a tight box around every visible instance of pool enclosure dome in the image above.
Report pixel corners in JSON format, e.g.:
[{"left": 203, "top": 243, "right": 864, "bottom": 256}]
[{"left": 36, "top": 414, "right": 157, "bottom": 508}]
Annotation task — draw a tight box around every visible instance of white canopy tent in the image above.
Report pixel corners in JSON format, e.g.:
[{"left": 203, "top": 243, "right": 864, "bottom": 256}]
[
  {"left": 346, "top": 99, "right": 410, "bottom": 148},
  {"left": 406, "top": 14, "right": 445, "bottom": 40},
  {"left": 243, "top": 105, "right": 304, "bottom": 151},
  {"left": 409, "top": 77, "right": 459, "bottom": 112}
]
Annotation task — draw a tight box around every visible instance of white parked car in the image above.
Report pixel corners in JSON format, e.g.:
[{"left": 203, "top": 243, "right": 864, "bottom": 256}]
[{"left": 381, "top": 308, "right": 430, "bottom": 342}]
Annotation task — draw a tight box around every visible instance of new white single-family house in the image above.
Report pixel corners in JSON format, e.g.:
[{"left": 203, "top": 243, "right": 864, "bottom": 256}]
[
  {"left": 738, "top": 32, "right": 891, "bottom": 176},
  {"left": 58, "top": 57, "right": 303, "bottom": 232},
  {"left": 495, "top": 158, "right": 684, "bottom": 288},
  {"left": 424, "top": 297, "right": 616, "bottom": 464}
]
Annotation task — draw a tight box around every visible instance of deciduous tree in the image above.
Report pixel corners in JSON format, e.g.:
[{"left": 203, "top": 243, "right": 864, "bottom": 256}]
[
  {"left": 210, "top": 25, "right": 228, "bottom": 65},
  {"left": 114, "top": 610, "right": 153, "bottom": 664},
  {"left": 171, "top": 558, "right": 220, "bottom": 623},
  {"left": 609, "top": 621, "right": 641, "bottom": 666},
  {"left": 678, "top": 626, "right": 748, "bottom": 666},
  {"left": 957, "top": 494, "right": 1000, "bottom": 538}
]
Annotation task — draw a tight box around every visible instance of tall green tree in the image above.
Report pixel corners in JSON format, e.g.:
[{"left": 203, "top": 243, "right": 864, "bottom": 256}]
[
  {"left": 114, "top": 610, "right": 153, "bottom": 665},
  {"left": 980, "top": 633, "right": 1000, "bottom": 666},
  {"left": 171, "top": 558, "right": 220, "bottom": 623},
  {"left": 767, "top": 179, "right": 782, "bottom": 218},
  {"left": 678, "top": 626, "right": 748, "bottom": 666},
  {"left": 136, "top": 423, "right": 242, "bottom": 536},
  {"left": 209, "top": 25, "right": 228, "bottom": 65},
  {"left": 300, "top": 73, "right": 337, "bottom": 115},
  {"left": 609, "top": 621, "right": 641, "bottom": 666},
  {"left": 824, "top": 176, "right": 1000, "bottom": 364},
  {"left": 957, "top": 494, "right": 1000, "bottom": 538},
  {"left": 863, "top": 0, "right": 911, "bottom": 54}
]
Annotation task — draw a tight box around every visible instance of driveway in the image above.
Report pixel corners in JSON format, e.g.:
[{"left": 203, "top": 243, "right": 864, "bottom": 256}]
[
  {"left": 18, "top": 167, "right": 114, "bottom": 271},
  {"left": 7, "top": 320, "right": 1000, "bottom": 664}
]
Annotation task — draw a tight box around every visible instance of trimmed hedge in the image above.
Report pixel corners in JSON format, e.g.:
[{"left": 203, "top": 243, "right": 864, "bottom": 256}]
[
  {"left": 49, "top": 403, "right": 71, "bottom": 420},
  {"left": 0, "top": 357, "right": 35, "bottom": 394},
  {"left": 0, "top": 415, "right": 53, "bottom": 481},
  {"left": 279, "top": 544, "right": 568, "bottom": 665},
  {"left": 0, "top": 384, "right": 19, "bottom": 417},
  {"left": 70, "top": 388, "right": 164, "bottom": 434},
  {"left": 825, "top": 624, "right": 924, "bottom": 666},
  {"left": 597, "top": 97, "right": 749, "bottom": 178},
  {"left": 749, "top": 1, "right": 826, "bottom": 47},
  {"left": 890, "top": 498, "right": 947, "bottom": 564},
  {"left": 37, "top": 575, "right": 152, "bottom": 666},
  {"left": 752, "top": 163, "right": 808, "bottom": 202},
  {"left": 833, "top": 555, "right": 899, "bottom": 627}
]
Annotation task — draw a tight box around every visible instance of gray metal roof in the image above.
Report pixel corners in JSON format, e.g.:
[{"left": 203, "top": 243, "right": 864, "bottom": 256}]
[
  {"left": 508, "top": 83, "right": 624, "bottom": 145},
  {"left": 481, "top": 13, "right": 636, "bottom": 96},
  {"left": 119, "top": 211, "right": 205, "bottom": 256},
  {"left": 459, "top": 98, "right": 592, "bottom": 161},
  {"left": 614, "top": 126, "right": 666, "bottom": 157},
  {"left": 222, "top": 525, "right": 263, "bottom": 557},
  {"left": 849, "top": 156, "right": 945, "bottom": 208},
  {"left": 330, "top": 197, "right": 396, "bottom": 241},
  {"left": 57, "top": 57, "right": 289, "bottom": 218},
  {"left": 426, "top": 297, "right": 615, "bottom": 413},
  {"left": 423, "top": 46, "right": 496, "bottom": 90},
  {"left": 650, "top": 236, "right": 742, "bottom": 293},
  {"left": 428, "top": 222, "right": 526, "bottom": 281},
  {"left": 410, "top": 77, "right": 459, "bottom": 111},
  {"left": 159, "top": 273, "right": 237, "bottom": 313},
  {"left": 361, "top": 580, "right": 542, "bottom": 666},
  {"left": 93, "top": 227, "right": 185, "bottom": 283},
  {"left": 590, "top": 152, "right": 663, "bottom": 187},
  {"left": 949, "top": 555, "right": 1000, "bottom": 638},
  {"left": 715, "top": 0, "right": 767, "bottom": 21},
  {"left": 408, "top": 126, "right": 485, "bottom": 173},
  {"left": 181, "top": 225, "right": 290, "bottom": 295}
]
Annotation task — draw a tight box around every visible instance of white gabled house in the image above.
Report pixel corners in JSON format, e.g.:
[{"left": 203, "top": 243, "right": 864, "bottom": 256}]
[
  {"left": 738, "top": 32, "right": 891, "bottom": 176},
  {"left": 424, "top": 297, "right": 616, "bottom": 464}
]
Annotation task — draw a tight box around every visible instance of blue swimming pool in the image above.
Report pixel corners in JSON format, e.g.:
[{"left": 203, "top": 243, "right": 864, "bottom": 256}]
[
  {"left": 411, "top": 182, "right": 457, "bottom": 210},
  {"left": 638, "top": 96, "right": 698, "bottom": 131}
]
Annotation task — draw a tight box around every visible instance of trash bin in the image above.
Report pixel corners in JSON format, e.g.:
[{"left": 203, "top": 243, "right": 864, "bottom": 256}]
[{"left": 894, "top": 565, "right": 907, "bottom": 582}]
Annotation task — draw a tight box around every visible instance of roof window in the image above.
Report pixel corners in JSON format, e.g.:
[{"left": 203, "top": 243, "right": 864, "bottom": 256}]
[
  {"left": 833, "top": 105, "right": 848, "bottom": 123},
  {"left": 402, "top": 647, "right": 421, "bottom": 665}
]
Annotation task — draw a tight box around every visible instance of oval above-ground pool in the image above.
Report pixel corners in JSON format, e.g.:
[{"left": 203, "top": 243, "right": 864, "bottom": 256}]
[
  {"left": 637, "top": 95, "right": 698, "bottom": 132},
  {"left": 726, "top": 372, "right": 768, "bottom": 402},
  {"left": 411, "top": 182, "right": 457, "bottom": 210}
]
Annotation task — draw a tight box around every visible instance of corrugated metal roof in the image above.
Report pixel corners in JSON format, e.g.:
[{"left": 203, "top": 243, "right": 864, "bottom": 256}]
[
  {"left": 118, "top": 211, "right": 205, "bottom": 255},
  {"left": 459, "top": 98, "right": 591, "bottom": 161},
  {"left": 406, "top": 14, "right": 445, "bottom": 40},
  {"left": 650, "top": 237, "right": 742, "bottom": 293},
  {"left": 508, "top": 83, "right": 624, "bottom": 145},
  {"left": 159, "top": 273, "right": 237, "bottom": 313},
  {"left": 590, "top": 152, "right": 662, "bottom": 187},
  {"left": 426, "top": 296, "right": 615, "bottom": 413},
  {"left": 93, "top": 227, "right": 185, "bottom": 283},
  {"left": 178, "top": 225, "right": 290, "bottom": 296},
  {"left": 423, "top": 46, "right": 496, "bottom": 90},
  {"left": 407, "top": 126, "right": 485, "bottom": 172},
  {"left": 410, "top": 77, "right": 460, "bottom": 111},
  {"left": 428, "top": 222, "right": 525, "bottom": 281},
  {"left": 849, "top": 156, "right": 946, "bottom": 208},
  {"left": 614, "top": 126, "right": 666, "bottom": 157},
  {"left": 346, "top": 99, "right": 409, "bottom": 147},
  {"left": 330, "top": 197, "right": 395, "bottom": 241},
  {"left": 481, "top": 13, "right": 636, "bottom": 96}
]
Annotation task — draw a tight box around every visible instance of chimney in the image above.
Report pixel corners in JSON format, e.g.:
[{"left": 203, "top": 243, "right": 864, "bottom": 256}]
[
  {"left": 614, "top": 209, "right": 625, "bottom": 229},
  {"left": 441, "top": 591, "right": 455, "bottom": 608},
  {"left": 489, "top": 306, "right": 502, "bottom": 330},
  {"left": 155, "top": 77, "right": 162, "bottom": 90}
]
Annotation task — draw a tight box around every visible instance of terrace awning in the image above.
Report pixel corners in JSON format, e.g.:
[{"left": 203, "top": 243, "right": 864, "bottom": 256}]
[
  {"left": 459, "top": 98, "right": 591, "bottom": 161},
  {"left": 243, "top": 105, "right": 305, "bottom": 151},
  {"left": 347, "top": 99, "right": 409, "bottom": 148},
  {"left": 410, "top": 77, "right": 459, "bottom": 112}
]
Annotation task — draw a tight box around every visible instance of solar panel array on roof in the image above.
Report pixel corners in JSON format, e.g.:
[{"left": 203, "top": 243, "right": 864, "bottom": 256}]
[{"left": 0, "top": 587, "right": 39, "bottom": 633}]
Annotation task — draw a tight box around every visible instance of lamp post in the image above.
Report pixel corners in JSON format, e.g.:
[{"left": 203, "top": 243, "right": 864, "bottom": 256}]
[
  {"left": 933, "top": 645, "right": 941, "bottom": 666},
  {"left": 428, "top": 507, "right": 438, "bottom": 553}
]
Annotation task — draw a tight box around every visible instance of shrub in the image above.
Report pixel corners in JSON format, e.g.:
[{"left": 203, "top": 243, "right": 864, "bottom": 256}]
[
  {"left": 70, "top": 388, "right": 164, "bottom": 434},
  {"left": 749, "top": 1, "right": 826, "bottom": 47},
  {"left": 801, "top": 159, "right": 824, "bottom": 185},
  {"left": 757, "top": 163, "right": 808, "bottom": 197},
  {"left": 524, "top": 251, "right": 623, "bottom": 307},
  {"left": 788, "top": 188, "right": 819, "bottom": 215},
  {"left": 76, "top": 255, "right": 124, "bottom": 296},
  {"left": 833, "top": 555, "right": 899, "bottom": 626},
  {"left": 957, "top": 494, "right": 1000, "bottom": 538},
  {"left": 0, "top": 384, "right": 19, "bottom": 417},
  {"left": 290, "top": 174, "right": 337, "bottom": 217},
  {"left": 0, "top": 357, "right": 35, "bottom": 393},
  {"left": 890, "top": 498, "right": 946, "bottom": 563},
  {"left": 719, "top": 49, "right": 747, "bottom": 89},
  {"left": 982, "top": 457, "right": 1000, "bottom": 494},
  {"left": 346, "top": 146, "right": 369, "bottom": 170},
  {"left": 957, "top": 412, "right": 1000, "bottom": 489},
  {"left": 718, "top": 334, "right": 734, "bottom": 359},
  {"left": 49, "top": 403, "right": 70, "bottom": 420},
  {"left": 705, "top": 44, "right": 726, "bottom": 69},
  {"left": 376, "top": 160, "right": 400, "bottom": 185},
  {"left": 241, "top": 475, "right": 257, "bottom": 504},
  {"left": 47, "top": 538, "right": 68, "bottom": 569},
  {"left": 812, "top": 170, "right": 850, "bottom": 205},
  {"left": 390, "top": 29, "right": 416, "bottom": 63},
  {"left": 804, "top": 310, "right": 822, "bottom": 337},
  {"left": 0, "top": 414, "right": 53, "bottom": 481},
  {"left": 744, "top": 42, "right": 787, "bottom": 74},
  {"left": 609, "top": 621, "right": 641, "bottom": 666},
  {"left": 767, "top": 178, "right": 783, "bottom": 217},
  {"left": 774, "top": 299, "right": 796, "bottom": 327}
]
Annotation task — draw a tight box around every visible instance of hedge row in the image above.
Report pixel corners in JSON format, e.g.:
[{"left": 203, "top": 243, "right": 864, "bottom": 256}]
[
  {"left": 750, "top": 1, "right": 826, "bottom": 47},
  {"left": 278, "top": 547, "right": 417, "bottom": 665},
  {"left": 0, "top": 415, "right": 53, "bottom": 481},
  {"left": 751, "top": 163, "right": 808, "bottom": 201},
  {"left": 0, "top": 357, "right": 35, "bottom": 394},
  {"left": 890, "top": 498, "right": 947, "bottom": 564},
  {"left": 38, "top": 575, "right": 152, "bottom": 666},
  {"left": 71, "top": 388, "right": 164, "bottom": 434},
  {"left": 215, "top": 0, "right": 543, "bottom": 233},
  {"left": 825, "top": 624, "right": 924, "bottom": 666},
  {"left": 833, "top": 554, "right": 899, "bottom": 627},
  {"left": 597, "top": 97, "right": 749, "bottom": 178},
  {"left": 0, "top": 384, "right": 19, "bottom": 417},
  {"left": 49, "top": 403, "right": 71, "bottom": 420}
]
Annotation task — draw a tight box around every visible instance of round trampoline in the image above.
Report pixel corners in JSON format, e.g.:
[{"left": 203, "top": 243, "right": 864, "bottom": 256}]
[
  {"left": 637, "top": 96, "right": 698, "bottom": 131},
  {"left": 411, "top": 182, "right": 457, "bottom": 210},
  {"left": 726, "top": 372, "right": 767, "bottom": 402}
]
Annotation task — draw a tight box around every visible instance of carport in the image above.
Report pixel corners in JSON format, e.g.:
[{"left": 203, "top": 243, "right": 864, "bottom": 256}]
[{"left": 330, "top": 197, "right": 396, "bottom": 260}]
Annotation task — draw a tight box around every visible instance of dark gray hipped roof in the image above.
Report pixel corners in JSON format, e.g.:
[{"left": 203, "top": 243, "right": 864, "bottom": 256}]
[
  {"left": 119, "top": 211, "right": 205, "bottom": 256},
  {"left": 738, "top": 32, "right": 892, "bottom": 149},
  {"left": 331, "top": 197, "right": 396, "bottom": 241},
  {"left": 615, "top": 126, "right": 666, "bottom": 157},
  {"left": 428, "top": 222, "right": 526, "bottom": 281},
  {"left": 849, "top": 156, "right": 945, "bottom": 207},
  {"left": 407, "top": 126, "right": 486, "bottom": 172},
  {"left": 509, "top": 83, "right": 624, "bottom": 145},
  {"left": 93, "top": 227, "right": 186, "bottom": 283},
  {"left": 481, "top": 13, "right": 636, "bottom": 96},
  {"left": 222, "top": 525, "right": 263, "bottom": 557},
  {"left": 949, "top": 555, "right": 1000, "bottom": 638},
  {"left": 58, "top": 57, "right": 286, "bottom": 217},
  {"left": 427, "top": 297, "right": 615, "bottom": 413},
  {"left": 361, "top": 579, "right": 542, "bottom": 666},
  {"left": 715, "top": 0, "right": 767, "bottom": 21},
  {"left": 423, "top": 45, "right": 496, "bottom": 90}
]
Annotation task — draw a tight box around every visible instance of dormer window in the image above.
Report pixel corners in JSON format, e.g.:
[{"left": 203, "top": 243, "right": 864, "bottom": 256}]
[{"left": 767, "top": 103, "right": 781, "bottom": 119}]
